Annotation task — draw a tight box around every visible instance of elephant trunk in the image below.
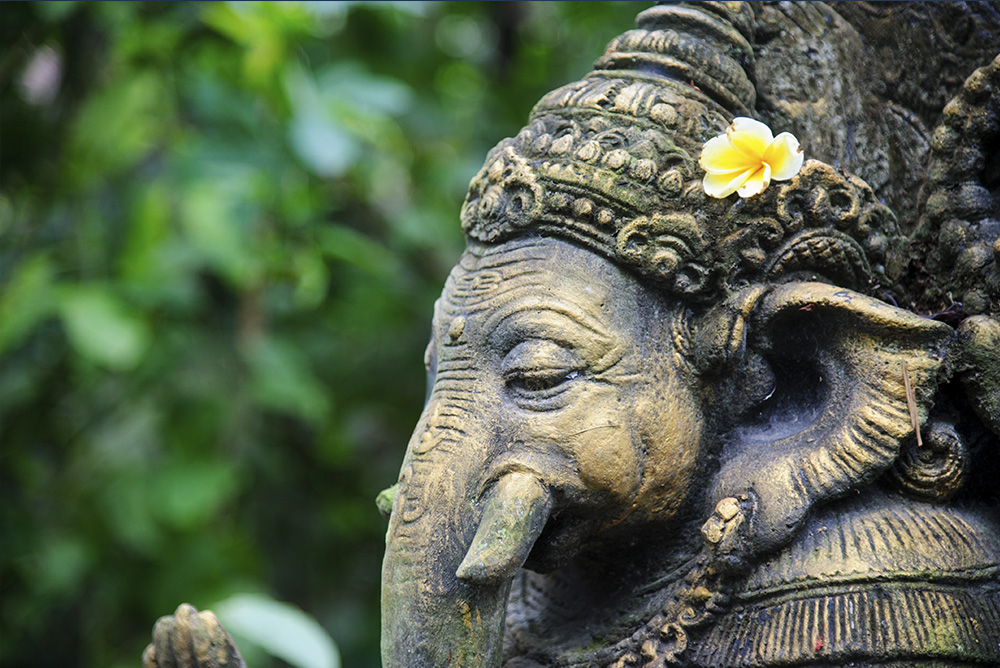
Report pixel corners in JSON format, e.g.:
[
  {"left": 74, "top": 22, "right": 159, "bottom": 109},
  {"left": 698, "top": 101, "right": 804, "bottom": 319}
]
[{"left": 381, "top": 400, "right": 553, "bottom": 668}]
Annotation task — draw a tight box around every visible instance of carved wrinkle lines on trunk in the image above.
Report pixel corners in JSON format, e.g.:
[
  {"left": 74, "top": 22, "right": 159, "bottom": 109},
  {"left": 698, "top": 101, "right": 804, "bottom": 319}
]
[{"left": 383, "top": 354, "right": 522, "bottom": 668}]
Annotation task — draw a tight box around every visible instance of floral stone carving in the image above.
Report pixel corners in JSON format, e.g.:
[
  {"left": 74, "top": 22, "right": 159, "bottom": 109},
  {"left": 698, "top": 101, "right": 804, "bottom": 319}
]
[{"left": 146, "top": 3, "right": 1000, "bottom": 667}]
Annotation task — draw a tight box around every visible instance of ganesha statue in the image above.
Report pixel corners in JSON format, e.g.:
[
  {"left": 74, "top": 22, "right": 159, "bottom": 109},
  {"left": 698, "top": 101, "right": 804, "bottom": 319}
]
[
  {"left": 378, "top": 2, "right": 1000, "bottom": 667},
  {"left": 144, "top": 2, "right": 1000, "bottom": 668}
]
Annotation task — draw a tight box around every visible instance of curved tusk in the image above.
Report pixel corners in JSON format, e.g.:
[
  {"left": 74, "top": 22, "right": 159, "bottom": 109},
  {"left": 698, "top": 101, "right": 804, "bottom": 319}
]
[{"left": 456, "top": 472, "right": 553, "bottom": 584}]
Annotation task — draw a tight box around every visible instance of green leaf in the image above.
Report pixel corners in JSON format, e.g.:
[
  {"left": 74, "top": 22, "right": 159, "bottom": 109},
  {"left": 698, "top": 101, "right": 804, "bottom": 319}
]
[
  {"left": 36, "top": 535, "right": 92, "bottom": 596},
  {"left": 316, "top": 225, "right": 399, "bottom": 277},
  {"left": 201, "top": 2, "right": 317, "bottom": 89},
  {"left": 200, "top": 2, "right": 257, "bottom": 45},
  {"left": 291, "top": 248, "right": 330, "bottom": 309},
  {"left": 245, "top": 336, "right": 329, "bottom": 422},
  {"left": 214, "top": 593, "right": 341, "bottom": 668},
  {"left": 284, "top": 62, "right": 363, "bottom": 177},
  {"left": 317, "top": 63, "right": 413, "bottom": 116},
  {"left": 58, "top": 286, "right": 150, "bottom": 370},
  {"left": 179, "top": 181, "right": 257, "bottom": 287},
  {"left": 152, "top": 458, "right": 241, "bottom": 531},
  {"left": 65, "top": 71, "right": 166, "bottom": 188},
  {"left": 289, "top": 113, "right": 360, "bottom": 177},
  {"left": 119, "top": 182, "right": 172, "bottom": 284},
  {"left": 0, "top": 255, "right": 57, "bottom": 355},
  {"left": 101, "top": 474, "right": 163, "bottom": 553}
]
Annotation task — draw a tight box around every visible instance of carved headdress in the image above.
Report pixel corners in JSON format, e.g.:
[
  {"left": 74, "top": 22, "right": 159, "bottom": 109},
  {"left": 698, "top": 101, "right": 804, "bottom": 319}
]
[{"left": 460, "top": 2, "right": 901, "bottom": 304}]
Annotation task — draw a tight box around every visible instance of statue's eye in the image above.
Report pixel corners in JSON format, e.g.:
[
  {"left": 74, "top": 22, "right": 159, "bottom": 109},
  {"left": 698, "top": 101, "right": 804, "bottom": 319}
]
[
  {"left": 502, "top": 340, "right": 583, "bottom": 402},
  {"left": 507, "top": 367, "right": 580, "bottom": 395}
]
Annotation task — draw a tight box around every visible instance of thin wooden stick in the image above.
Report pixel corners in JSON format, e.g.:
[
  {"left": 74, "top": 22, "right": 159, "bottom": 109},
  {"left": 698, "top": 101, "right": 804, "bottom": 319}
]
[{"left": 901, "top": 360, "right": 922, "bottom": 447}]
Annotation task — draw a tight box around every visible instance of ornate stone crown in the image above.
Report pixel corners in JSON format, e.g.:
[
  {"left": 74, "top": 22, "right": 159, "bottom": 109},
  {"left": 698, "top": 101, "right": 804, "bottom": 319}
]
[{"left": 460, "top": 2, "right": 901, "bottom": 304}]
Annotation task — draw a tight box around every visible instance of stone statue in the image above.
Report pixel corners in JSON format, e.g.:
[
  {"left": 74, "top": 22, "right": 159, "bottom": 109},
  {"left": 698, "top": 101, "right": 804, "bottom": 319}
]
[{"left": 144, "top": 3, "right": 1000, "bottom": 667}]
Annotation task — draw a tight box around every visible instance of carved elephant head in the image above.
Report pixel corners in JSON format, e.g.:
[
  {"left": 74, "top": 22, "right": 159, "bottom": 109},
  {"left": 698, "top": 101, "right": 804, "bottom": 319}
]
[
  {"left": 380, "top": 3, "right": 999, "bottom": 667},
  {"left": 382, "top": 237, "right": 704, "bottom": 667},
  {"left": 379, "top": 232, "right": 951, "bottom": 666}
]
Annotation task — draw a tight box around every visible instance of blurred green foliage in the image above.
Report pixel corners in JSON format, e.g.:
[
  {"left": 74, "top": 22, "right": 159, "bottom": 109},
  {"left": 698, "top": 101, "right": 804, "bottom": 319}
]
[{"left": 0, "top": 2, "right": 646, "bottom": 667}]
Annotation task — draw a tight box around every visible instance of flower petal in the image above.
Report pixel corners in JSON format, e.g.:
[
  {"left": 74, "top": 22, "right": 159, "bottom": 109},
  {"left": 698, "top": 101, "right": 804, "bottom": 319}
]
[
  {"left": 699, "top": 134, "right": 755, "bottom": 174},
  {"left": 764, "top": 132, "right": 804, "bottom": 180},
  {"left": 727, "top": 117, "right": 773, "bottom": 159},
  {"left": 703, "top": 168, "right": 754, "bottom": 199},
  {"left": 737, "top": 163, "right": 771, "bottom": 198}
]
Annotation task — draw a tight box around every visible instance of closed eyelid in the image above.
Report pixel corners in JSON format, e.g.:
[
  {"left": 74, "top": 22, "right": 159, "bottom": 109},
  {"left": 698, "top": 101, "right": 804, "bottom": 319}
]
[
  {"left": 486, "top": 305, "right": 619, "bottom": 370},
  {"left": 502, "top": 339, "right": 580, "bottom": 372}
]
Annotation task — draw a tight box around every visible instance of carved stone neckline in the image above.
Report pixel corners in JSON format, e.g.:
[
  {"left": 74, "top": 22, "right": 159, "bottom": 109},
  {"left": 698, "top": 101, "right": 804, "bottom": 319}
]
[
  {"left": 693, "top": 491, "right": 1000, "bottom": 667},
  {"left": 502, "top": 490, "right": 1000, "bottom": 668}
]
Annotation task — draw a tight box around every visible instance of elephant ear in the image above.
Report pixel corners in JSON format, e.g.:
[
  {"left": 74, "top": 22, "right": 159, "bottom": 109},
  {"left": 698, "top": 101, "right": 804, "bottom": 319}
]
[{"left": 700, "top": 282, "right": 953, "bottom": 570}]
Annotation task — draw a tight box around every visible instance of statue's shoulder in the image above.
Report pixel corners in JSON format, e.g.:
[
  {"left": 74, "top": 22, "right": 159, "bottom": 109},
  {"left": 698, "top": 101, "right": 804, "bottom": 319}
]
[{"left": 694, "top": 490, "right": 1000, "bottom": 667}]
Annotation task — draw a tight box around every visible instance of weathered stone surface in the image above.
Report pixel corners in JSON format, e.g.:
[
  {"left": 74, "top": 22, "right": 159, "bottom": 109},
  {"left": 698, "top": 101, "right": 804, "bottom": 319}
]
[
  {"left": 381, "top": 3, "right": 1000, "bottom": 667},
  {"left": 142, "top": 604, "right": 245, "bottom": 668}
]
